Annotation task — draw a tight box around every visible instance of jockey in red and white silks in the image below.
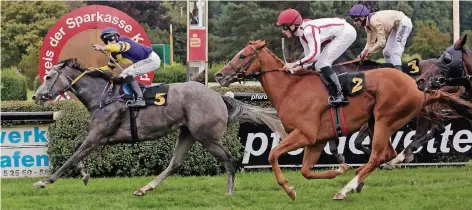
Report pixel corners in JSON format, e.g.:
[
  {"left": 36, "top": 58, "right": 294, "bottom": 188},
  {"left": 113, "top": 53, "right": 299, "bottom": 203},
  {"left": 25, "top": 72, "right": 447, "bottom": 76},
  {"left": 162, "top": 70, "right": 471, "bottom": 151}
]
[{"left": 277, "top": 8, "right": 356, "bottom": 106}]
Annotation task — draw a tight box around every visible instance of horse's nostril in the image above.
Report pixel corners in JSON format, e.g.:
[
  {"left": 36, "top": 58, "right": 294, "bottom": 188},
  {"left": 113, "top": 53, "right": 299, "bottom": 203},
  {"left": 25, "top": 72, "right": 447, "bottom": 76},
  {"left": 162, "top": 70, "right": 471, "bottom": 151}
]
[
  {"left": 215, "top": 73, "right": 223, "bottom": 78},
  {"left": 32, "top": 95, "right": 37, "bottom": 100},
  {"left": 416, "top": 79, "right": 425, "bottom": 85}
]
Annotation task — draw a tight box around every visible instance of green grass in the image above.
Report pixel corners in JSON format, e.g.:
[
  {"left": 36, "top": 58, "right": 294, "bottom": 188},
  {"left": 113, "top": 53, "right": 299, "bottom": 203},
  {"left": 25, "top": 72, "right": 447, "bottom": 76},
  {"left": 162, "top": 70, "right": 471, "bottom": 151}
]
[{"left": 2, "top": 167, "right": 471, "bottom": 210}]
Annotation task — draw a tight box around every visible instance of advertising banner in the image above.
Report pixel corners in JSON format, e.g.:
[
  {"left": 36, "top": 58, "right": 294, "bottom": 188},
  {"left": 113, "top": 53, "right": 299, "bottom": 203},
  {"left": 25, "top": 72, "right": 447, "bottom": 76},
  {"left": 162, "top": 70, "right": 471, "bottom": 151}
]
[
  {"left": 188, "top": 28, "right": 207, "bottom": 61},
  {"left": 1, "top": 126, "right": 51, "bottom": 178},
  {"left": 38, "top": 5, "right": 153, "bottom": 101},
  {"left": 239, "top": 119, "right": 472, "bottom": 168}
]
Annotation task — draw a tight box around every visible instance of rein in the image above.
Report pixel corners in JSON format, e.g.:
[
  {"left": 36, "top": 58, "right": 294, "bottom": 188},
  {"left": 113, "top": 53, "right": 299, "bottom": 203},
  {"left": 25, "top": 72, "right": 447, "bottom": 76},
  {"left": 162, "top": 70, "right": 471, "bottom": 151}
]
[{"left": 46, "top": 66, "right": 123, "bottom": 109}]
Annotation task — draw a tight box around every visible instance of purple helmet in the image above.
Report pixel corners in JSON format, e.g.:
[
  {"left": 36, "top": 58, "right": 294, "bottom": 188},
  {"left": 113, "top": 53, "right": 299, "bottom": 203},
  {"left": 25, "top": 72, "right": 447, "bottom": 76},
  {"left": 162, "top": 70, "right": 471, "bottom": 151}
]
[{"left": 348, "top": 4, "right": 370, "bottom": 17}]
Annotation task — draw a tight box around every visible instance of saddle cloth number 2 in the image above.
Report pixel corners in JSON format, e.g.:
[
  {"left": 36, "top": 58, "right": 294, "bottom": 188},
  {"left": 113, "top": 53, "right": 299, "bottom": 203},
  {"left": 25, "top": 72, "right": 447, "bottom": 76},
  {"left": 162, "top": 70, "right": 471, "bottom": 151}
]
[{"left": 351, "top": 77, "right": 363, "bottom": 94}]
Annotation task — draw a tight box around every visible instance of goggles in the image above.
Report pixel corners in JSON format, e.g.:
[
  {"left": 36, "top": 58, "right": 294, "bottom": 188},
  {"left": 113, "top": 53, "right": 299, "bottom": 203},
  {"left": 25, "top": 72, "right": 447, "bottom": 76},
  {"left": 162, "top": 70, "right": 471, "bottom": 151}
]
[{"left": 101, "top": 34, "right": 117, "bottom": 44}]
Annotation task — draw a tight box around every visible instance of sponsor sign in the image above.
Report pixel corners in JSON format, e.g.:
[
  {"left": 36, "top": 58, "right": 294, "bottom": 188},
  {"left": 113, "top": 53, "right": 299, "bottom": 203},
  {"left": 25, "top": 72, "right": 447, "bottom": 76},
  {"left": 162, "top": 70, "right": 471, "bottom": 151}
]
[
  {"left": 188, "top": 28, "right": 207, "bottom": 61},
  {"left": 239, "top": 119, "right": 472, "bottom": 167},
  {"left": 38, "top": 4, "right": 153, "bottom": 101},
  {"left": 1, "top": 126, "right": 50, "bottom": 178}
]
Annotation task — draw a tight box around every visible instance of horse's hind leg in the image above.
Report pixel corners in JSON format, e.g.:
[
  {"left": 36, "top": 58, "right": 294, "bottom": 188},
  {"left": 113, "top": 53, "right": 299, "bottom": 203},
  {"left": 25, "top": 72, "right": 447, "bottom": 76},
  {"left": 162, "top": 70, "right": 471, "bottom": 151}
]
[
  {"left": 334, "top": 122, "right": 397, "bottom": 200},
  {"left": 200, "top": 138, "right": 238, "bottom": 195},
  {"left": 134, "top": 127, "right": 195, "bottom": 196},
  {"left": 301, "top": 142, "right": 350, "bottom": 180},
  {"left": 355, "top": 123, "right": 372, "bottom": 156},
  {"left": 328, "top": 140, "right": 345, "bottom": 164}
]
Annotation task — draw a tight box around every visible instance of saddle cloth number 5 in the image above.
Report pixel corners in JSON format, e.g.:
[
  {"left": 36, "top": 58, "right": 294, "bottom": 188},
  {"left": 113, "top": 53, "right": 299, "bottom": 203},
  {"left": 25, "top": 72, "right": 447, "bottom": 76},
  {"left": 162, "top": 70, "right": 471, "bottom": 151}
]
[{"left": 154, "top": 93, "right": 166, "bottom": 106}]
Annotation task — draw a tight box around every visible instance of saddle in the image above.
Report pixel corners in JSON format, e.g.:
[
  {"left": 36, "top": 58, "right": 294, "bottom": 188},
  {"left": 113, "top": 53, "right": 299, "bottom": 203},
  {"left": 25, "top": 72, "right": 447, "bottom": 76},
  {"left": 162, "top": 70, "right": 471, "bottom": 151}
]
[{"left": 120, "top": 83, "right": 170, "bottom": 106}]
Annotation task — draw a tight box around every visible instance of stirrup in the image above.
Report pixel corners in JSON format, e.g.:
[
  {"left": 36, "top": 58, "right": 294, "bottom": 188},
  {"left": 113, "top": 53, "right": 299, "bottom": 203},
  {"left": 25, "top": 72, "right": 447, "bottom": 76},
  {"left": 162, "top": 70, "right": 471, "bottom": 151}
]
[{"left": 128, "top": 98, "right": 145, "bottom": 108}]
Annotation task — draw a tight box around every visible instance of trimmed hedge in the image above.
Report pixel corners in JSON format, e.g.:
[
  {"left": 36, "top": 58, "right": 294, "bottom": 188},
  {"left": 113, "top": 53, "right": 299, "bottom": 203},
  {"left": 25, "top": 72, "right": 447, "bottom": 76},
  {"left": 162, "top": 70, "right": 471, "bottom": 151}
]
[
  {"left": 0, "top": 85, "right": 262, "bottom": 177},
  {"left": 1, "top": 68, "right": 27, "bottom": 101},
  {"left": 153, "top": 62, "right": 257, "bottom": 83}
]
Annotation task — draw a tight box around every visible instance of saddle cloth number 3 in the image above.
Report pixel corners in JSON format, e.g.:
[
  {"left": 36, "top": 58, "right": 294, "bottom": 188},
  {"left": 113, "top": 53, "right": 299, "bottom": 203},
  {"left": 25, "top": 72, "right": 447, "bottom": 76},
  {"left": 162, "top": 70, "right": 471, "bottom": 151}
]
[
  {"left": 408, "top": 60, "right": 419, "bottom": 74},
  {"left": 154, "top": 93, "right": 166, "bottom": 106},
  {"left": 351, "top": 77, "right": 363, "bottom": 94}
]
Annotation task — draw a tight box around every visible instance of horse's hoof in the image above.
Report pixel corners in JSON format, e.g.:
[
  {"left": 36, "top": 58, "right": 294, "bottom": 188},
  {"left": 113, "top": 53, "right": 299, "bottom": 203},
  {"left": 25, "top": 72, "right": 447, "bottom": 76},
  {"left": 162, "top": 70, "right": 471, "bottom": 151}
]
[
  {"left": 340, "top": 163, "right": 351, "bottom": 172},
  {"left": 288, "top": 186, "right": 296, "bottom": 201},
  {"left": 82, "top": 174, "right": 90, "bottom": 186},
  {"left": 333, "top": 193, "right": 346, "bottom": 200},
  {"left": 381, "top": 164, "right": 394, "bottom": 170},
  {"left": 356, "top": 182, "right": 365, "bottom": 193},
  {"left": 404, "top": 155, "right": 414, "bottom": 163},
  {"left": 133, "top": 190, "right": 145, "bottom": 196},
  {"left": 32, "top": 181, "right": 46, "bottom": 188}
]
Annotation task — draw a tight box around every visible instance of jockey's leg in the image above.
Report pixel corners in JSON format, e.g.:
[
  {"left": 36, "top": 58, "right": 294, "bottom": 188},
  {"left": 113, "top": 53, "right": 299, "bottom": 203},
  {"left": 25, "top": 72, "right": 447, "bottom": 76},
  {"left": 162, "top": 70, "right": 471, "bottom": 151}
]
[
  {"left": 384, "top": 16, "right": 413, "bottom": 71},
  {"left": 120, "top": 52, "right": 161, "bottom": 108},
  {"left": 123, "top": 75, "right": 146, "bottom": 107},
  {"left": 319, "top": 66, "right": 348, "bottom": 106},
  {"left": 315, "top": 23, "right": 356, "bottom": 107}
]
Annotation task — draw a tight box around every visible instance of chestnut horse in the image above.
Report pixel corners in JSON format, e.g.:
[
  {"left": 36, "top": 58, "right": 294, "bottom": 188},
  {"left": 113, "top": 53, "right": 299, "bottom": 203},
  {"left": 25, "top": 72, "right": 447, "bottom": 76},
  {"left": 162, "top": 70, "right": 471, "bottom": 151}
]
[
  {"left": 216, "top": 40, "right": 472, "bottom": 201},
  {"left": 328, "top": 58, "right": 440, "bottom": 164},
  {"left": 330, "top": 57, "right": 467, "bottom": 168}
]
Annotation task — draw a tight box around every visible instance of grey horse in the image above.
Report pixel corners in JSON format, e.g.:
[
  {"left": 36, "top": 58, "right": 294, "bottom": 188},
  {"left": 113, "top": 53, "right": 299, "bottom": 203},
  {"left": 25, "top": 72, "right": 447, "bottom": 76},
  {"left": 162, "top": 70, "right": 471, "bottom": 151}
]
[{"left": 32, "top": 58, "right": 287, "bottom": 196}]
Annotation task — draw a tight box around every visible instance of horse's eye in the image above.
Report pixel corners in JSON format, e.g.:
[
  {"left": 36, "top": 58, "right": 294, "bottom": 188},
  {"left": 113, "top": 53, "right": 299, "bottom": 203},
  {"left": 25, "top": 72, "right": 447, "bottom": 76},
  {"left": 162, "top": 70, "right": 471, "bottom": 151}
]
[{"left": 239, "top": 55, "right": 246, "bottom": 59}]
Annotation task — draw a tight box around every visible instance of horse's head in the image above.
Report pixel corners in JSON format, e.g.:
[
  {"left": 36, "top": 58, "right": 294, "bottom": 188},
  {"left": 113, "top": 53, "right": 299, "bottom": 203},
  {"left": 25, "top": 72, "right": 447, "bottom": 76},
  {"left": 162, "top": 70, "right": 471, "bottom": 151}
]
[
  {"left": 416, "top": 34, "right": 470, "bottom": 91},
  {"left": 216, "top": 40, "right": 279, "bottom": 87},
  {"left": 33, "top": 58, "right": 86, "bottom": 105}
]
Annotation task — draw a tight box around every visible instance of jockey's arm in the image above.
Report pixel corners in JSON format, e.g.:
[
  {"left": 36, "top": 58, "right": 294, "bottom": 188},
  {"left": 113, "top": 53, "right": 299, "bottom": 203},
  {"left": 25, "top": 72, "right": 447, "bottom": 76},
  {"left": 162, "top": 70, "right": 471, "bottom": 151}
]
[
  {"left": 363, "top": 27, "right": 375, "bottom": 52},
  {"left": 98, "top": 58, "right": 118, "bottom": 71},
  {"left": 301, "top": 39, "right": 309, "bottom": 59},
  {"left": 367, "top": 21, "right": 386, "bottom": 54},
  {"left": 297, "top": 26, "right": 321, "bottom": 67},
  {"left": 103, "top": 41, "right": 131, "bottom": 53}
]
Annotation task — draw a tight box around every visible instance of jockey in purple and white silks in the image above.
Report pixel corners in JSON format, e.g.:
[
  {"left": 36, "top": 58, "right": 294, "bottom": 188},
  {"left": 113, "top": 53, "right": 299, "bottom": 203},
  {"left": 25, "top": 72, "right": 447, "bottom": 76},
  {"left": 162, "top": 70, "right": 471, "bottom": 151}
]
[
  {"left": 92, "top": 27, "right": 161, "bottom": 107},
  {"left": 348, "top": 4, "right": 413, "bottom": 70},
  {"left": 277, "top": 8, "right": 357, "bottom": 106}
]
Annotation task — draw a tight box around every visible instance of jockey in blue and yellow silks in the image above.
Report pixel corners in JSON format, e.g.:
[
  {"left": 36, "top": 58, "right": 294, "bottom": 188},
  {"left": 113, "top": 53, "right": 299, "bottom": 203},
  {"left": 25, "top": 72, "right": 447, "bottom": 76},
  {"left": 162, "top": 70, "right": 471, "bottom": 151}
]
[{"left": 92, "top": 27, "right": 161, "bottom": 107}]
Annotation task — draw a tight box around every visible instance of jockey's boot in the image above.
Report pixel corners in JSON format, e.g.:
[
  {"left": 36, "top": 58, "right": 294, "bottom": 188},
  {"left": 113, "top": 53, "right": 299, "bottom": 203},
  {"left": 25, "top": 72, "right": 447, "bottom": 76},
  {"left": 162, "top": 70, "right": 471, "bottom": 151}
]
[
  {"left": 320, "top": 66, "right": 349, "bottom": 107},
  {"left": 125, "top": 76, "right": 146, "bottom": 108},
  {"left": 394, "top": 65, "right": 402, "bottom": 71}
]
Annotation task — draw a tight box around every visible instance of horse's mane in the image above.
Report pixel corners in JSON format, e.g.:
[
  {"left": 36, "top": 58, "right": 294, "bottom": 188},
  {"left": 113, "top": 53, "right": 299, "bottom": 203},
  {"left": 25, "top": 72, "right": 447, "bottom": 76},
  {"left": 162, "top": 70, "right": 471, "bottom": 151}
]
[
  {"left": 57, "top": 58, "right": 86, "bottom": 72},
  {"left": 265, "top": 48, "right": 285, "bottom": 66},
  {"left": 57, "top": 58, "right": 112, "bottom": 80}
]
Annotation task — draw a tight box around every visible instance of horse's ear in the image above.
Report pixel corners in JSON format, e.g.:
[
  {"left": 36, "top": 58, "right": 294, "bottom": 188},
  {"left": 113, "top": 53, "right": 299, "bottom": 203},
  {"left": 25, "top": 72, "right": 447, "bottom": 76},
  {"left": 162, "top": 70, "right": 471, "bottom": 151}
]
[
  {"left": 454, "top": 34, "right": 467, "bottom": 50},
  {"left": 262, "top": 40, "right": 268, "bottom": 48}
]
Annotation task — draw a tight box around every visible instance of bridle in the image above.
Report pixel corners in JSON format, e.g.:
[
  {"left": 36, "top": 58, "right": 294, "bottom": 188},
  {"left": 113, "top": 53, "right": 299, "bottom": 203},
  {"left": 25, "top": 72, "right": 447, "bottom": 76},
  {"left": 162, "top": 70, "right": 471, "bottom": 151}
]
[
  {"left": 42, "top": 66, "right": 89, "bottom": 100},
  {"left": 227, "top": 44, "right": 285, "bottom": 82},
  {"left": 429, "top": 47, "right": 469, "bottom": 89}
]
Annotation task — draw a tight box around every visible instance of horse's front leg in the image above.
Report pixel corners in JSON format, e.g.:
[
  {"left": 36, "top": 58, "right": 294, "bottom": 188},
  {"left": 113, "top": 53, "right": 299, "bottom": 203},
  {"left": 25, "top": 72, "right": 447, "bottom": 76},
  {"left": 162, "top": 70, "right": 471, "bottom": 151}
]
[
  {"left": 268, "top": 128, "right": 316, "bottom": 201},
  {"left": 32, "top": 127, "right": 109, "bottom": 188},
  {"left": 72, "top": 140, "right": 91, "bottom": 185}
]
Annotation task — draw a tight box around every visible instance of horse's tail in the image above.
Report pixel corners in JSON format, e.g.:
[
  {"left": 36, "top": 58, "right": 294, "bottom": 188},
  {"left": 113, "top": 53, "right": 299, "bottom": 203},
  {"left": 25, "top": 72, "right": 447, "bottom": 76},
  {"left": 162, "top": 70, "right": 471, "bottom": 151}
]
[
  {"left": 221, "top": 95, "right": 288, "bottom": 139},
  {"left": 424, "top": 90, "right": 472, "bottom": 120}
]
